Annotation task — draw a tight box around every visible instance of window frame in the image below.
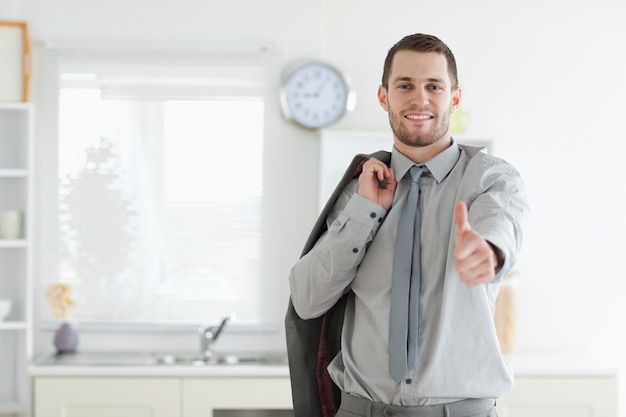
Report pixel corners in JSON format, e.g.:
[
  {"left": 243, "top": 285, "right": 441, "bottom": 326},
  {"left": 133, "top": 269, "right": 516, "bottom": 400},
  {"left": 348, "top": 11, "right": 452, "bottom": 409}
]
[{"left": 35, "top": 44, "right": 286, "bottom": 336}]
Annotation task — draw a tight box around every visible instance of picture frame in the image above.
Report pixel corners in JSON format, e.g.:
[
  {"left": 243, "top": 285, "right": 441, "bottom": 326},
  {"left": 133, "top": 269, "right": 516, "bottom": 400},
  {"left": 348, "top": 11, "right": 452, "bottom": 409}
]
[{"left": 0, "top": 20, "right": 32, "bottom": 102}]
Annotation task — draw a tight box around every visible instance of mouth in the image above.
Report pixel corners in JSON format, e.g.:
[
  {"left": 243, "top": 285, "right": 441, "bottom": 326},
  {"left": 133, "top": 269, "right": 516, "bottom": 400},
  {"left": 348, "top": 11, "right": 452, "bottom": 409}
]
[{"left": 404, "top": 113, "right": 433, "bottom": 122}]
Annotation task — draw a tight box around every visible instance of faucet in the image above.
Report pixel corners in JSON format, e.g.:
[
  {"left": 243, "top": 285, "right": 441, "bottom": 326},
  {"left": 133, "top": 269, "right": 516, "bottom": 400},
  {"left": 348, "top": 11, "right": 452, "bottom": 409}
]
[{"left": 199, "top": 315, "right": 231, "bottom": 360}]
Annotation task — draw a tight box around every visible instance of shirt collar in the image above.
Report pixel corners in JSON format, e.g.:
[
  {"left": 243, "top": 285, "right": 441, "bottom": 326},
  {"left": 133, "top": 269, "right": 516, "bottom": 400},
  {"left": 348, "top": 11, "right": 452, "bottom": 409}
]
[{"left": 390, "top": 139, "right": 461, "bottom": 183}]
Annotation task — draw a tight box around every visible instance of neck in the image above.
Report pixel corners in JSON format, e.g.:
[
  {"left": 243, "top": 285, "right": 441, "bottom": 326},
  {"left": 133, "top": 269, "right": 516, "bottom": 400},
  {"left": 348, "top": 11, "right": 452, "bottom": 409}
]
[{"left": 393, "top": 135, "right": 453, "bottom": 164}]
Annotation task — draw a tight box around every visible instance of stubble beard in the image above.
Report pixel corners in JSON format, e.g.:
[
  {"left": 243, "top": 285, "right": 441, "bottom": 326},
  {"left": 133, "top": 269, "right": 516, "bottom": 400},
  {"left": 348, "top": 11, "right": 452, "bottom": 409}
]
[{"left": 389, "top": 107, "right": 451, "bottom": 148}]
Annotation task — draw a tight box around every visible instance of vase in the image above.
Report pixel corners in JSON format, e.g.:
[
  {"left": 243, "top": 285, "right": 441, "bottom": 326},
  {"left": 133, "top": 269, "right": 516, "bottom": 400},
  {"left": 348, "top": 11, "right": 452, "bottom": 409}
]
[{"left": 54, "top": 322, "right": 79, "bottom": 353}]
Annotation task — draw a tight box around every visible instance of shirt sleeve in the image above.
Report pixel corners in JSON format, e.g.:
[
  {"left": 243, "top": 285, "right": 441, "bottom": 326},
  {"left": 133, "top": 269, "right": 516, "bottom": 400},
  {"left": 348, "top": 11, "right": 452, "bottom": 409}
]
[
  {"left": 466, "top": 158, "right": 530, "bottom": 282},
  {"left": 289, "top": 180, "right": 388, "bottom": 319}
]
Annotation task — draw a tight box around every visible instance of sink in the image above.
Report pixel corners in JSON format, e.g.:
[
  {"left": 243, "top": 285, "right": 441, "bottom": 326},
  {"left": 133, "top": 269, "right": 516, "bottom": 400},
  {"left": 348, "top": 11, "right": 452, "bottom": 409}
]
[
  {"left": 36, "top": 351, "right": 288, "bottom": 367},
  {"left": 154, "top": 351, "right": 288, "bottom": 366}
]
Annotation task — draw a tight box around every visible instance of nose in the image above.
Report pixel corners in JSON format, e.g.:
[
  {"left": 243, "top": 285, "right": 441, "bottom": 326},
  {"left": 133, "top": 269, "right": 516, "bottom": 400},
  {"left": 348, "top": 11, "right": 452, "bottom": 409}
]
[{"left": 408, "top": 89, "right": 429, "bottom": 107}]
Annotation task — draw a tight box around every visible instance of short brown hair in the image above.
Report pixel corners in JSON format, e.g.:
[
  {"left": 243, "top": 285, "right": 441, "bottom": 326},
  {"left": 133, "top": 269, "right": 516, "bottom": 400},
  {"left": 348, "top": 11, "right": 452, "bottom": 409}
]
[{"left": 381, "top": 33, "right": 458, "bottom": 89}]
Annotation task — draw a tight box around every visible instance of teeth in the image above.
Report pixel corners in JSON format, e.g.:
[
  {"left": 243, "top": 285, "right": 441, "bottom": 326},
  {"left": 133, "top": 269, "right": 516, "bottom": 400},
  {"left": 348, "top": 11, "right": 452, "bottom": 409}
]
[{"left": 406, "top": 114, "right": 431, "bottom": 120}]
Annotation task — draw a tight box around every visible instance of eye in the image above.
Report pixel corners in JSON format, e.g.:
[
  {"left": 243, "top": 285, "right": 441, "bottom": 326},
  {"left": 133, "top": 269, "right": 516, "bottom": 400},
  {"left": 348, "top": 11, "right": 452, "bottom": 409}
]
[
  {"left": 397, "top": 84, "right": 412, "bottom": 90},
  {"left": 427, "top": 85, "right": 443, "bottom": 91}
]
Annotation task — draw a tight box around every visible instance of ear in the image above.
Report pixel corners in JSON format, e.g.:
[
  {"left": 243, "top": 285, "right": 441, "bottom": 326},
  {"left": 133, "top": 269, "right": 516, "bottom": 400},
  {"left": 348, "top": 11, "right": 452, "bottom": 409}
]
[
  {"left": 450, "top": 86, "right": 462, "bottom": 112},
  {"left": 377, "top": 85, "right": 389, "bottom": 111}
]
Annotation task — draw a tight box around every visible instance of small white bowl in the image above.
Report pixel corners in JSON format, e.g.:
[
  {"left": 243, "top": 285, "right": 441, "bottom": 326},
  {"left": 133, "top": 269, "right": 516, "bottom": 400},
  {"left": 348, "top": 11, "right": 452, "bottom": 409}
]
[{"left": 0, "top": 299, "right": 12, "bottom": 321}]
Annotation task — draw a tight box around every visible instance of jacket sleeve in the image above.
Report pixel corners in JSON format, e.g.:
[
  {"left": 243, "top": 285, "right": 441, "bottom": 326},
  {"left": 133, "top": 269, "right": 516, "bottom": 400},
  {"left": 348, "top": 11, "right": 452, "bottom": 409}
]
[{"left": 285, "top": 150, "right": 391, "bottom": 417}]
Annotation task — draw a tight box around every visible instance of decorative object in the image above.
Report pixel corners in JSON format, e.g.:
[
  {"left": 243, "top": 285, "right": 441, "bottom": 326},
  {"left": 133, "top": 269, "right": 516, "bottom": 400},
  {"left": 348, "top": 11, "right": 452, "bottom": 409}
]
[
  {"left": 0, "top": 299, "right": 11, "bottom": 321},
  {"left": 0, "top": 210, "right": 23, "bottom": 239},
  {"left": 0, "top": 20, "right": 32, "bottom": 102},
  {"left": 53, "top": 322, "right": 79, "bottom": 352},
  {"left": 279, "top": 60, "right": 356, "bottom": 129},
  {"left": 494, "top": 271, "right": 518, "bottom": 353},
  {"left": 46, "top": 283, "right": 78, "bottom": 352}
]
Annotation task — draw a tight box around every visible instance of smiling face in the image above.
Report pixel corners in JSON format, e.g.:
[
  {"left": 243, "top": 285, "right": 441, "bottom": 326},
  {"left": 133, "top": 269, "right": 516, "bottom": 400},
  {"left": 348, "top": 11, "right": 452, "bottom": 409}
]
[{"left": 378, "top": 50, "right": 461, "bottom": 160}]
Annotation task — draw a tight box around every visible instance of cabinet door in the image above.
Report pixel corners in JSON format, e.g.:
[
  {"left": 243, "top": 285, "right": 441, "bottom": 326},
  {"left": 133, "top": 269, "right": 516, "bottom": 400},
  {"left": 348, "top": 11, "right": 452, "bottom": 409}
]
[
  {"left": 183, "top": 378, "right": 292, "bottom": 417},
  {"left": 496, "top": 376, "right": 618, "bottom": 417},
  {"left": 34, "top": 377, "right": 181, "bottom": 417}
]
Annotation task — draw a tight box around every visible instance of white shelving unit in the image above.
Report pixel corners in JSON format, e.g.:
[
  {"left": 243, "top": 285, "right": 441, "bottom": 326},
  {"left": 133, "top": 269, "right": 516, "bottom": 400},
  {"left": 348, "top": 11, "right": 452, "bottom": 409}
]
[{"left": 0, "top": 102, "right": 34, "bottom": 417}]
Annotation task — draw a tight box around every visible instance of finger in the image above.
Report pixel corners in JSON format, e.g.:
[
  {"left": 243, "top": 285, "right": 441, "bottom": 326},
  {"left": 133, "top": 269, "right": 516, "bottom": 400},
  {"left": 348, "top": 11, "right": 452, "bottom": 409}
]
[
  {"left": 456, "top": 243, "right": 497, "bottom": 286},
  {"left": 457, "top": 249, "right": 491, "bottom": 277},
  {"left": 363, "top": 158, "right": 387, "bottom": 181},
  {"left": 454, "top": 201, "right": 471, "bottom": 237},
  {"left": 462, "top": 267, "right": 495, "bottom": 287},
  {"left": 377, "top": 165, "right": 389, "bottom": 182},
  {"left": 380, "top": 167, "right": 395, "bottom": 187},
  {"left": 464, "top": 274, "right": 493, "bottom": 288},
  {"left": 455, "top": 229, "right": 484, "bottom": 259}
]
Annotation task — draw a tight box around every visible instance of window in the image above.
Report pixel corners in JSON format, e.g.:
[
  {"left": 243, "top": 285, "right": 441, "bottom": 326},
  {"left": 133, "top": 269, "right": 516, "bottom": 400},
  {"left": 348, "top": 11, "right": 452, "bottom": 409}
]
[{"left": 51, "top": 49, "right": 271, "bottom": 326}]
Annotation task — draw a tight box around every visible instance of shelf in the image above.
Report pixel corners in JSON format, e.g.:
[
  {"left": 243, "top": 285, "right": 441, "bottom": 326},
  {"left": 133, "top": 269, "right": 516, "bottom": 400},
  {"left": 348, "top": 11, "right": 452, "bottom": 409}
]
[
  {"left": 0, "top": 169, "right": 28, "bottom": 178},
  {"left": 0, "top": 321, "right": 27, "bottom": 331},
  {"left": 0, "top": 92, "right": 32, "bottom": 417},
  {"left": 0, "top": 102, "right": 32, "bottom": 111},
  {"left": 0, "top": 400, "right": 26, "bottom": 414},
  {"left": 0, "top": 240, "right": 27, "bottom": 248}
]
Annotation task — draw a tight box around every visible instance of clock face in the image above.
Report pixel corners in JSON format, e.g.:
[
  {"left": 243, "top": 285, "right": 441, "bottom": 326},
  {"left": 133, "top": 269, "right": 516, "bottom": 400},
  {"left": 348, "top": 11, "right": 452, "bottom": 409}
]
[{"left": 280, "top": 62, "right": 354, "bottom": 129}]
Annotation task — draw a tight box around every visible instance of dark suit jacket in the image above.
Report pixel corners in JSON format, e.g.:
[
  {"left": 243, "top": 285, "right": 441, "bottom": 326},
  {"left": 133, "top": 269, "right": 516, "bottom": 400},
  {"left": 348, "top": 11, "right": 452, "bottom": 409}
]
[{"left": 285, "top": 150, "right": 392, "bottom": 417}]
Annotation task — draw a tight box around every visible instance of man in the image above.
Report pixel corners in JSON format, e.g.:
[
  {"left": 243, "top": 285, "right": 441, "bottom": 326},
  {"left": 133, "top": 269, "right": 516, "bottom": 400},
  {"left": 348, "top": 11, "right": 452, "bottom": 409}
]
[{"left": 287, "top": 33, "right": 529, "bottom": 417}]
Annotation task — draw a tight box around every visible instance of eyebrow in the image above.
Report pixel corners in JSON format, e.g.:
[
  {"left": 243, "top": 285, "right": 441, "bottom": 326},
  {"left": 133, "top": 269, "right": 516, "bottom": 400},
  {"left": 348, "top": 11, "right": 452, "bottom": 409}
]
[{"left": 392, "top": 76, "right": 445, "bottom": 84}]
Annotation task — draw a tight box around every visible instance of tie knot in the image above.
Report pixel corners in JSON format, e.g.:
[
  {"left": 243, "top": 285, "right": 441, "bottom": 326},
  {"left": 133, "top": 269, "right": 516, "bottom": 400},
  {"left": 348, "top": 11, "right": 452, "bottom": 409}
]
[{"left": 409, "top": 165, "right": 425, "bottom": 183}]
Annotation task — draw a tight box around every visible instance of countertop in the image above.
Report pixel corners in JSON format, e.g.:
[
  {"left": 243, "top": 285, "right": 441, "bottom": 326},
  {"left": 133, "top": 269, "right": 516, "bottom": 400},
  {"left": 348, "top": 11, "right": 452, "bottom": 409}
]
[
  {"left": 503, "top": 352, "right": 619, "bottom": 378},
  {"left": 28, "top": 351, "right": 618, "bottom": 378},
  {"left": 29, "top": 350, "right": 290, "bottom": 377}
]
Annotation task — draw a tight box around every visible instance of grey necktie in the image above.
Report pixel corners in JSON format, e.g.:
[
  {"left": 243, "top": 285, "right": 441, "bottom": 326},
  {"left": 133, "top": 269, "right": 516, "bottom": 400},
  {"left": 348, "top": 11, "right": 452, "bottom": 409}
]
[{"left": 389, "top": 165, "right": 424, "bottom": 382}]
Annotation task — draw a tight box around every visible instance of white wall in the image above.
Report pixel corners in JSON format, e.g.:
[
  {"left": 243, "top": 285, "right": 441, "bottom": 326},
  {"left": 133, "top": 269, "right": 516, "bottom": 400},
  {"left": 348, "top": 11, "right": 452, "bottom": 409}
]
[
  {"left": 2, "top": 0, "right": 625, "bottom": 412},
  {"left": 325, "top": 0, "right": 626, "bottom": 357},
  {"left": 325, "top": 0, "right": 626, "bottom": 411}
]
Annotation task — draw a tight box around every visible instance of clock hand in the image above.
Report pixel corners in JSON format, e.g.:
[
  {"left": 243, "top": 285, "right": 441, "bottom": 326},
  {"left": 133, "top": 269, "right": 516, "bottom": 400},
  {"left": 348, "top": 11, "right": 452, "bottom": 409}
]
[
  {"left": 316, "top": 77, "right": 329, "bottom": 96},
  {"left": 303, "top": 83, "right": 325, "bottom": 99}
]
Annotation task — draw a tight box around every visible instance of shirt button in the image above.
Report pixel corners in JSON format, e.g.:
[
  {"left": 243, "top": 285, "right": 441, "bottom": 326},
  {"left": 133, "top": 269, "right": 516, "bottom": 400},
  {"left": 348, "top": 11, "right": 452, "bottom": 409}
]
[
  {"left": 352, "top": 248, "right": 358, "bottom": 253},
  {"left": 405, "top": 378, "right": 413, "bottom": 384},
  {"left": 370, "top": 212, "right": 376, "bottom": 218}
]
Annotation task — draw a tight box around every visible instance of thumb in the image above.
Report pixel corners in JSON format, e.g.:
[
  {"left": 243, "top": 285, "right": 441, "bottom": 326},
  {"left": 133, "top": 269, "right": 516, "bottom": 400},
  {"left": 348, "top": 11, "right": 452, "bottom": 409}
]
[{"left": 454, "top": 201, "right": 472, "bottom": 238}]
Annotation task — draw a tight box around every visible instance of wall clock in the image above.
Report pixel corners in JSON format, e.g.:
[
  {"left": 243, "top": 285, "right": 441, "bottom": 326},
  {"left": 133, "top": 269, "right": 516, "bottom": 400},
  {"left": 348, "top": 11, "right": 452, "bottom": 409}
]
[{"left": 279, "top": 61, "right": 356, "bottom": 130}]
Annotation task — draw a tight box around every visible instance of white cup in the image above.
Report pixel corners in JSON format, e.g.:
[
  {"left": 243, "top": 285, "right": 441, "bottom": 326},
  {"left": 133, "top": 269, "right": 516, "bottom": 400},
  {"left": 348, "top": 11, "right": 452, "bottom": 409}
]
[{"left": 0, "top": 210, "right": 23, "bottom": 239}]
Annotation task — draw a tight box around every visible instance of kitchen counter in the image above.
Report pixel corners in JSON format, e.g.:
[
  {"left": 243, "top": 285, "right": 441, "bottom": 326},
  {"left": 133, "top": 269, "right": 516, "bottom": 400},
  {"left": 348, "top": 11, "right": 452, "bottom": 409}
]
[
  {"left": 29, "top": 350, "right": 617, "bottom": 378},
  {"left": 29, "top": 350, "right": 290, "bottom": 377},
  {"left": 503, "top": 352, "right": 618, "bottom": 377},
  {"left": 30, "top": 351, "right": 619, "bottom": 417},
  {"left": 498, "top": 353, "right": 618, "bottom": 417}
]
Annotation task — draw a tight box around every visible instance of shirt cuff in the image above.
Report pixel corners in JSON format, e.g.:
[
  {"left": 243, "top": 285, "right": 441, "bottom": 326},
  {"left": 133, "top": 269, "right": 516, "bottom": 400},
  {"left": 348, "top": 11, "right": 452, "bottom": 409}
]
[{"left": 341, "top": 193, "right": 388, "bottom": 234}]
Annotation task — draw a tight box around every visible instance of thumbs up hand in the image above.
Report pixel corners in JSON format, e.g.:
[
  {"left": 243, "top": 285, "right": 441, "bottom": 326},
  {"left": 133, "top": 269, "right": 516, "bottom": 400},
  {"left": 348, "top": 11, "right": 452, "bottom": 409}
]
[{"left": 453, "top": 201, "right": 501, "bottom": 287}]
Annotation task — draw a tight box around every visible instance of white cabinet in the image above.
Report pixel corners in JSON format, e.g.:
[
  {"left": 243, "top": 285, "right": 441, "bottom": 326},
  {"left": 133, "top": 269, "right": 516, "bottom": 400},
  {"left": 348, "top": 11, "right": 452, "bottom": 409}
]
[
  {"left": 495, "top": 354, "right": 619, "bottom": 417},
  {"left": 33, "top": 376, "right": 293, "bottom": 417},
  {"left": 497, "top": 375, "right": 618, "bottom": 417},
  {"left": 0, "top": 102, "right": 33, "bottom": 416},
  {"left": 34, "top": 378, "right": 181, "bottom": 417},
  {"left": 32, "top": 371, "right": 618, "bottom": 417},
  {"left": 183, "top": 377, "right": 292, "bottom": 417}
]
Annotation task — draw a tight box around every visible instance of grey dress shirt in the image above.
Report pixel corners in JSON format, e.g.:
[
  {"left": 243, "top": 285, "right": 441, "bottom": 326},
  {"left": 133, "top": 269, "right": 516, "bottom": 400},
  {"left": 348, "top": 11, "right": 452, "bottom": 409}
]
[{"left": 289, "top": 141, "right": 529, "bottom": 406}]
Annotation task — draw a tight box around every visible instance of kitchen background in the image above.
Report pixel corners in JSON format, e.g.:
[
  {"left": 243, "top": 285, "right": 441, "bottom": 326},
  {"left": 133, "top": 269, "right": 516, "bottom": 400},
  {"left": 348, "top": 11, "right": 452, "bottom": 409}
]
[{"left": 1, "top": 0, "right": 625, "bottom": 414}]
